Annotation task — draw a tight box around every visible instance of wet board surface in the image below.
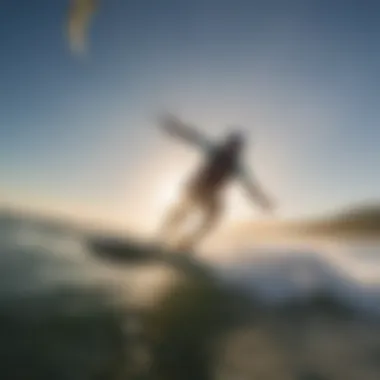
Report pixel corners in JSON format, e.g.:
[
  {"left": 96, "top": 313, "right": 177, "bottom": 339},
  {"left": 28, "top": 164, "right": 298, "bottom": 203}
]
[{"left": 87, "top": 235, "right": 212, "bottom": 279}]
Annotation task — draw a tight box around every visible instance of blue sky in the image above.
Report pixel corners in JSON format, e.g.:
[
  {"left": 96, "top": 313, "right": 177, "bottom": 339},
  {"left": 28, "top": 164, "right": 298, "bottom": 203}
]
[{"left": 1, "top": 0, "right": 379, "bottom": 232}]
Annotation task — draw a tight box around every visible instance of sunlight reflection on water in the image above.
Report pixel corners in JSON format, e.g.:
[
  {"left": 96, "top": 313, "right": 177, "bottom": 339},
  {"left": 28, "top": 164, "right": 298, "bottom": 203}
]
[
  {"left": 0, "top": 217, "right": 178, "bottom": 308},
  {"left": 2, "top": 215, "right": 380, "bottom": 312}
]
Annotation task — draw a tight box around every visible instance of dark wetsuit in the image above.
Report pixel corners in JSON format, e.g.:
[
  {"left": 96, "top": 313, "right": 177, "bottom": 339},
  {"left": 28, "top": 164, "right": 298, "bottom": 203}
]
[
  {"left": 186, "top": 144, "right": 241, "bottom": 201},
  {"left": 158, "top": 114, "right": 272, "bottom": 250},
  {"left": 162, "top": 142, "right": 243, "bottom": 250}
]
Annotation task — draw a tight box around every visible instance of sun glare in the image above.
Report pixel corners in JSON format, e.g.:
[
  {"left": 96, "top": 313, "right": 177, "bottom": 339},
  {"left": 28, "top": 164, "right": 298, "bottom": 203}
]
[{"left": 155, "top": 176, "right": 182, "bottom": 214}]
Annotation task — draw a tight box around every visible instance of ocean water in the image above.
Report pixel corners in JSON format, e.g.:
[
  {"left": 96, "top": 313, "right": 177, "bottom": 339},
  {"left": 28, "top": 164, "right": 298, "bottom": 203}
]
[
  {"left": 0, "top": 215, "right": 177, "bottom": 379},
  {"left": 3, "top": 214, "right": 380, "bottom": 311},
  {"left": 1, "top": 213, "right": 380, "bottom": 379},
  {"left": 212, "top": 239, "right": 380, "bottom": 313}
]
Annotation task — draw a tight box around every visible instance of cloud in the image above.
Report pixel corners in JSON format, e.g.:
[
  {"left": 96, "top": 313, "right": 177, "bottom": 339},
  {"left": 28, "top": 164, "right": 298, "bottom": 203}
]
[{"left": 66, "top": 0, "right": 98, "bottom": 56}]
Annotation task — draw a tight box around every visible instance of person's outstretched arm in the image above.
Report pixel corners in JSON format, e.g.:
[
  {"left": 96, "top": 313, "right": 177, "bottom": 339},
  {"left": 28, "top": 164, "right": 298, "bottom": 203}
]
[
  {"left": 237, "top": 165, "right": 275, "bottom": 213},
  {"left": 157, "top": 113, "right": 213, "bottom": 153}
]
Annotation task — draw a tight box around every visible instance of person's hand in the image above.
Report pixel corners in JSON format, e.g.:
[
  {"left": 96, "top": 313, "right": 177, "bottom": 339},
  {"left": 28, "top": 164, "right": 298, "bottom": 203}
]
[{"left": 157, "top": 112, "right": 182, "bottom": 136}]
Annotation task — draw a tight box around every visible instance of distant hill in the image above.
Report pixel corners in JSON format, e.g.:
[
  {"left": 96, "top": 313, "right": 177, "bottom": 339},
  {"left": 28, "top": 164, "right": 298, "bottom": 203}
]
[
  {"left": 221, "top": 203, "right": 380, "bottom": 243},
  {"left": 299, "top": 203, "right": 380, "bottom": 238}
]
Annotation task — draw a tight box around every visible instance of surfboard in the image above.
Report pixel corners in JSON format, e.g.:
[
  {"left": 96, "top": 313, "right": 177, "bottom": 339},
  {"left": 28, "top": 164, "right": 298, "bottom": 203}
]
[{"left": 87, "top": 234, "right": 211, "bottom": 279}]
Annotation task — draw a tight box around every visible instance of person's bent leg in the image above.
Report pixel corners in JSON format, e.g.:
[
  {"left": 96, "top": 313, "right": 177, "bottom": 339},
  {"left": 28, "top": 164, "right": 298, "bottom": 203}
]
[
  {"left": 158, "top": 195, "right": 192, "bottom": 243},
  {"left": 177, "top": 196, "right": 222, "bottom": 250}
]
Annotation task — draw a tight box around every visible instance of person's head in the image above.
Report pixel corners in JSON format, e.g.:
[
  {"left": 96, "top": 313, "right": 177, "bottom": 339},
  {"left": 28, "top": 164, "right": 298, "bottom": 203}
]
[{"left": 224, "top": 128, "right": 245, "bottom": 154}]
